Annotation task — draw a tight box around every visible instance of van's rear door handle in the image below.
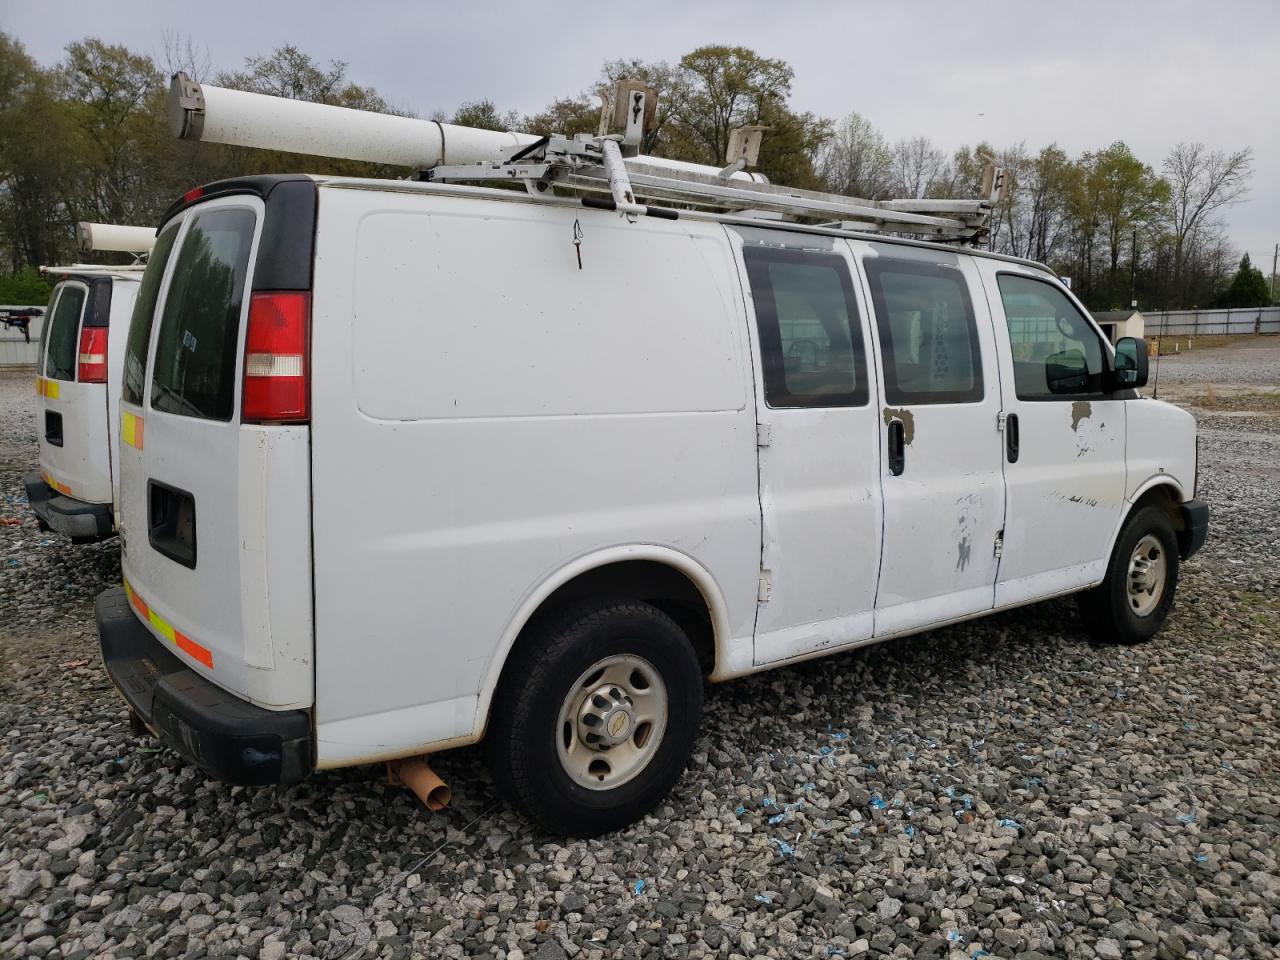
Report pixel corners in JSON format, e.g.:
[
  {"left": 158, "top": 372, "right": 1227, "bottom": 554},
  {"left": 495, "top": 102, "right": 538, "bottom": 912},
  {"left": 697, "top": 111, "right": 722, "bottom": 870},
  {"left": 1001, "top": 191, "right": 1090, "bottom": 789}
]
[
  {"left": 1006, "top": 412, "right": 1020, "bottom": 464},
  {"left": 887, "top": 420, "right": 905, "bottom": 476}
]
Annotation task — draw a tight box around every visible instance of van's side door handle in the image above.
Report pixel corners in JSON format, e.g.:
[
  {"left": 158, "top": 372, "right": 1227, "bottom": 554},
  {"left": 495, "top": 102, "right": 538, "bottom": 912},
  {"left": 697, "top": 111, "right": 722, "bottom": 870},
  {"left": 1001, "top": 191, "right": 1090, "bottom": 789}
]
[
  {"left": 887, "top": 420, "right": 906, "bottom": 476},
  {"left": 1006, "top": 412, "right": 1020, "bottom": 464}
]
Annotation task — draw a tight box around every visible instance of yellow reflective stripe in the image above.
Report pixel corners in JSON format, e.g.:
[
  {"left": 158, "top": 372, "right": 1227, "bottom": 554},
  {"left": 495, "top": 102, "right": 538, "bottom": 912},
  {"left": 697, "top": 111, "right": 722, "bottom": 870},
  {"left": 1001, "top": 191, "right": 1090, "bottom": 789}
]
[
  {"left": 148, "top": 609, "right": 177, "bottom": 643},
  {"left": 121, "top": 412, "right": 144, "bottom": 449},
  {"left": 42, "top": 471, "right": 71, "bottom": 496},
  {"left": 43, "top": 379, "right": 60, "bottom": 399}
]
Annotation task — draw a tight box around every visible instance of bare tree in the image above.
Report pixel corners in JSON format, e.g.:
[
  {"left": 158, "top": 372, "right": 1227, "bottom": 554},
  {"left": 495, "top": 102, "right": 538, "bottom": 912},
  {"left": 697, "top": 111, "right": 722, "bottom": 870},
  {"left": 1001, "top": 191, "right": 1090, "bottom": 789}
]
[
  {"left": 889, "top": 136, "right": 945, "bottom": 199},
  {"left": 1163, "top": 143, "right": 1252, "bottom": 294},
  {"left": 159, "top": 28, "right": 211, "bottom": 82},
  {"left": 817, "top": 112, "right": 891, "bottom": 199}
]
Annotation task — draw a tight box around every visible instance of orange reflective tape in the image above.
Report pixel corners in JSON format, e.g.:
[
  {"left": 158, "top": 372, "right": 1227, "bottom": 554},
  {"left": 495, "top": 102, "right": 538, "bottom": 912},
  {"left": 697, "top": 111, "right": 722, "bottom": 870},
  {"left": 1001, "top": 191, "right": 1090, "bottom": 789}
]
[
  {"left": 43, "top": 471, "right": 71, "bottom": 496},
  {"left": 175, "top": 632, "right": 214, "bottom": 669},
  {"left": 122, "top": 578, "right": 214, "bottom": 670},
  {"left": 124, "top": 579, "right": 149, "bottom": 619}
]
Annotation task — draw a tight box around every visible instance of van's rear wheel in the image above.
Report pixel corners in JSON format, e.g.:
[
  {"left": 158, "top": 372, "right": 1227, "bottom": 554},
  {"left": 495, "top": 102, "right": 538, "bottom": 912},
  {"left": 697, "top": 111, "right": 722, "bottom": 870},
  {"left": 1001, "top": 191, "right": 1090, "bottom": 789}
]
[
  {"left": 486, "top": 601, "right": 702, "bottom": 836},
  {"left": 1078, "top": 505, "right": 1180, "bottom": 644}
]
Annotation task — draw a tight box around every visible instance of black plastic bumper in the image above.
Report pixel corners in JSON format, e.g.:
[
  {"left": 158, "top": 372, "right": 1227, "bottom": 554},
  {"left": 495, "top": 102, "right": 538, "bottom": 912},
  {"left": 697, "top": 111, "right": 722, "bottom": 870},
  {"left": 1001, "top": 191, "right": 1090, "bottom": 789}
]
[
  {"left": 24, "top": 470, "right": 114, "bottom": 541},
  {"left": 95, "top": 587, "right": 313, "bottom": 785},
  {"left": 1178, "top": 499, "right": 1210, "bottom": 560}
]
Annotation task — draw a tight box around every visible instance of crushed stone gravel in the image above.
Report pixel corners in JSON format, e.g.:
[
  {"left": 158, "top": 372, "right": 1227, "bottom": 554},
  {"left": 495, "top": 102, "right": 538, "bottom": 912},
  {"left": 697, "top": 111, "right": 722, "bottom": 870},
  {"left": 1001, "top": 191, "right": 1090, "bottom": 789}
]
[{"left": 1, "top": 360, "right": 1277, "bottom": 960}]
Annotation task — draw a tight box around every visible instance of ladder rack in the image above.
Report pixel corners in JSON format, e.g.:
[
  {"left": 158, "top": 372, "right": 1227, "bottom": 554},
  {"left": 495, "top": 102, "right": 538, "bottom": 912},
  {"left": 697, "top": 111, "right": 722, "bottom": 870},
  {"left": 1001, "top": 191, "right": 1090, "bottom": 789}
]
[
  {"left": 428, "top": 134, "right": 1005, "bottom": 245},
  {"left": 40, "top": 264, "right": 147, "bottom": 280}
]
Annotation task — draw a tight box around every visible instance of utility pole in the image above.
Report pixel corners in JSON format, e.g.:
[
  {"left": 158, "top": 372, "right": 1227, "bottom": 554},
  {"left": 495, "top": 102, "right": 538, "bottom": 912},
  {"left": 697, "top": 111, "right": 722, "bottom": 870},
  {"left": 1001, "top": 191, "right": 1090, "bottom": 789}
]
[
  {"left": 1272, "top": 242, "right": 1278, "bottom": 305},
  {"left": 1130, "top": 228, "right": 1139, "bottom": 308}
]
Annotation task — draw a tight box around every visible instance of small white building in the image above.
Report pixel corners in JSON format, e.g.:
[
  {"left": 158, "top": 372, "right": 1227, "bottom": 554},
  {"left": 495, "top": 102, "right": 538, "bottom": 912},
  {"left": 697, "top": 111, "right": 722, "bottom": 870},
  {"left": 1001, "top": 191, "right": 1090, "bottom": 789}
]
[{"left": 1092, "top": 310, "right": 1145, "bottom": 344}]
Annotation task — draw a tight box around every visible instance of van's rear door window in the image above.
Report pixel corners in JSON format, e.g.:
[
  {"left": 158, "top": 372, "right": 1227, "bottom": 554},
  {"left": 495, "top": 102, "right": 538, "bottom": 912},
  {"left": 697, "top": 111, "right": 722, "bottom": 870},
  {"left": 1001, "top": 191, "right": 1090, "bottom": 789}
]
[
  {"left": 123, "top": 225, "right": 179, "bottom": 406},
  {"left": 150, "top": 208, "right": 256, "bottom": 421},
  {"left": 44, "top": 285, "right": 86, "bottom": 382}
]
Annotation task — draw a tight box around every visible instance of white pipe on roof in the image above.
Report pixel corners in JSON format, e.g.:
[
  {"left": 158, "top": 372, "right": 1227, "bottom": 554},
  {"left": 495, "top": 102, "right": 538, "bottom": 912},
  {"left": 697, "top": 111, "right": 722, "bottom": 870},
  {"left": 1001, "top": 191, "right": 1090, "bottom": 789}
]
[
  {"left": 168, "top": 73, "right": 765, "bottom": 183},
  {"left": 76, "top": 223, "right": 155, "bottom": 254}
]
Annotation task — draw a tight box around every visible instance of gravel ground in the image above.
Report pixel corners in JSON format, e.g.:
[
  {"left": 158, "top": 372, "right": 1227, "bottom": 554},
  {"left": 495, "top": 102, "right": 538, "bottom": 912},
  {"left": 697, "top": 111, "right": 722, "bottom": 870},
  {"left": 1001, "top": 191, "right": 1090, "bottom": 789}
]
[
  {"left": 1148, "top": 337, "right": 1280, "bottom": 401},
  {"left": 1, "top": 357, "right": 1277, "bottom": 960}
]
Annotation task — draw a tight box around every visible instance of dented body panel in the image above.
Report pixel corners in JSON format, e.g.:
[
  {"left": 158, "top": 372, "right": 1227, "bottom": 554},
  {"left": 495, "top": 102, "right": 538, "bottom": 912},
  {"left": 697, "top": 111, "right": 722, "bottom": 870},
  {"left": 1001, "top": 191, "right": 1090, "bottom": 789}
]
[
  {"left": 852, "top": 241, "right": 1007, "bottom": 636},
  {"left": 974, "top": 259, "right": 1129, "bottom": 606}
]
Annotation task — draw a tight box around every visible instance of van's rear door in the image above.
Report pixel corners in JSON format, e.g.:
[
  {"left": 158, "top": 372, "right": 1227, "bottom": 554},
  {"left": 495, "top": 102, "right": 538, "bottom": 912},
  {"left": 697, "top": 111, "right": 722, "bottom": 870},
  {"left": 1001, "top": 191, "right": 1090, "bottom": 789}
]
[
  {"left": 117, "top": 182, "right": 316, "bottom": 710},
  {"left": 36, "top": 278, "right": 113, "bottom": 503}
]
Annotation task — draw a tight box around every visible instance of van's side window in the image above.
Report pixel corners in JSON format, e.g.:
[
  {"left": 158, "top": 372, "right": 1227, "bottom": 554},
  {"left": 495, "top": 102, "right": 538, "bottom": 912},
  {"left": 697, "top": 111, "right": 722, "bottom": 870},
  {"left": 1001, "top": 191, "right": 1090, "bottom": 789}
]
[
  {"left": 864, "top": 258, "right": 984, "bottom": 405},
  {"left": 743, "top": 246, "right": 868, "bottom": 408},
  {"left": 44, "top": 285, "right": 87, "bottom": 382},
  {"left": 150, "top": 209, "right": 256, "bottom": 421},
  {"left": 123, "top": 225, "right": 180, "bottom": 406},
  {"left": 37, "top": 288, "right": 61, "bottom": 378},
  {"left": 997, "top": 273, "right": 1106, "bottom": 400}
]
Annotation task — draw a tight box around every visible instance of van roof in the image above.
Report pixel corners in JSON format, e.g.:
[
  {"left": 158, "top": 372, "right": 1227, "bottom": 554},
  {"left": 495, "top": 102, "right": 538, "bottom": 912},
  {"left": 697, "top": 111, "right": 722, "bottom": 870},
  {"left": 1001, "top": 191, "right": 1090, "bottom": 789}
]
[{"left": 160, "top": 172, "right": 1060, "bottom": 278}]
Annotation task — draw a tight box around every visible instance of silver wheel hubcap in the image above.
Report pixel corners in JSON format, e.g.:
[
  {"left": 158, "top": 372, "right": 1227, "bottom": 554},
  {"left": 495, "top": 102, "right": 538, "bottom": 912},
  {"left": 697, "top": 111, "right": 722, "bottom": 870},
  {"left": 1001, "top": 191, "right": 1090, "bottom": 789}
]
[
  {"left": 1127, "top": 534, "right": 1167, "bottom": 617},
  {"left": 556, "top": 654, "right": 668, "bottom": 791}
]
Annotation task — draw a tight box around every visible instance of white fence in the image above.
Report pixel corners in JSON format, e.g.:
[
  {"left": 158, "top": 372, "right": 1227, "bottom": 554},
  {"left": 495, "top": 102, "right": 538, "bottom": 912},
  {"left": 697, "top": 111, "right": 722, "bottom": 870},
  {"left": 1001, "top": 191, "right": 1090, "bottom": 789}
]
[
  {"left": 0, "top": 306, "right": 44, "bottom": 367},
  {"left": 1144, "top": 306, "right": 1280, "bottom": 337}
]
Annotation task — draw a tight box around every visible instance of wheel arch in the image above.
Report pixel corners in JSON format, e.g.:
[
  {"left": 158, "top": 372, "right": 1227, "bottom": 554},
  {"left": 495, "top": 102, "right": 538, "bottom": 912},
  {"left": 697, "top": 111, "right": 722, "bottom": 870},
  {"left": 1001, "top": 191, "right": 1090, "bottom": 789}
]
[
  {"left": 472, "top": 546, "right": 733, "bottom": 736},
  {"left": 1106, "top": 477, "right": 1188, "bottom": 561}
]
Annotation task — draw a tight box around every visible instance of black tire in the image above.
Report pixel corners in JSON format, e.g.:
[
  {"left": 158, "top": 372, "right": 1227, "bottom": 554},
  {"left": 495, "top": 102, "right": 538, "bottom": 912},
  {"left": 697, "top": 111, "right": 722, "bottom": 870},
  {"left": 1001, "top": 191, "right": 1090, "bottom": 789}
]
[
  {"left": 485, "top": 600, "right": 703, "bottom": 836},
  {"left": 1078, "top": 505, "right": 1180, "bottom": 644}
]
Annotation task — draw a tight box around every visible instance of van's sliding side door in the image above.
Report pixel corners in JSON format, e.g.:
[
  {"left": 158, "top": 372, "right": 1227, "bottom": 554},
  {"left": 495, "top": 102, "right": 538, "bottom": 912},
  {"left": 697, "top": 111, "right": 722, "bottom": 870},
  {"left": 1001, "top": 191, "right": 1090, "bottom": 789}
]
[
  {"left": 727, "top": 227, "right": 884, "bottom": 666},
  {"left": 851, "top": 241, "right": 1007, "bottom": 637}
]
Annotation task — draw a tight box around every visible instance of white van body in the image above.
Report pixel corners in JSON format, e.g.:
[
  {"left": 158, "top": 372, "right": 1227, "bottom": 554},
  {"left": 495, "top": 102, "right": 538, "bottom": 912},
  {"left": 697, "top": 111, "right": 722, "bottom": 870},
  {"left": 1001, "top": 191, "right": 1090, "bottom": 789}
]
[
  {"left": 28, "top": 271, "right": 140, "bottom": 539},
  {"left": 98, "top": 174, "right": 1206, "bottom": 830}
]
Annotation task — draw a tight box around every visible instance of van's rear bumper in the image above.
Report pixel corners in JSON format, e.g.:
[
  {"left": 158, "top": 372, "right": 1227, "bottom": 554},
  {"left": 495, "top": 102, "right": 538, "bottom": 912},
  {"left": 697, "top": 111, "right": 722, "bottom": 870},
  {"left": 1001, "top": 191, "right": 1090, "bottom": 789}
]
[
  {"left": 24, "top": 470, "right": 114, "bottom": 540},
  {"left": 95, "top": 587, "right": 313, "bottom": 786}
]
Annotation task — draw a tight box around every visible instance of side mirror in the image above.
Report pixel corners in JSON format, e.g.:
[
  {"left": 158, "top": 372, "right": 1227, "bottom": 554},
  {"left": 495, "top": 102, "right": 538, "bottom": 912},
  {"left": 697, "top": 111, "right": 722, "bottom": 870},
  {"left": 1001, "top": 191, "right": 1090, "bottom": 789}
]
[
  {"left": 1045, "top": 348, "right": 1089, "bottom": 394},
  {"left": 1111, "top": 336, "right": 1149, "bottom": 390}
]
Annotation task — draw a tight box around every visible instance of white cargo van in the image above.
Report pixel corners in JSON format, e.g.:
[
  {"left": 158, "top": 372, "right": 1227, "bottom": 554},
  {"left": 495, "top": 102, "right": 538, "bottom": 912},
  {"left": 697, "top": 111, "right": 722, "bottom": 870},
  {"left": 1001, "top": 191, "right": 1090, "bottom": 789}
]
[
  {"left": 27, "top": 223, "right": 155, "bottom": 540},
  {"left": 96, "top": 172, "right": 1207, "bottom": 835},
  {"left": 28, "top": 265, "right": 143, "bottom": 540}
]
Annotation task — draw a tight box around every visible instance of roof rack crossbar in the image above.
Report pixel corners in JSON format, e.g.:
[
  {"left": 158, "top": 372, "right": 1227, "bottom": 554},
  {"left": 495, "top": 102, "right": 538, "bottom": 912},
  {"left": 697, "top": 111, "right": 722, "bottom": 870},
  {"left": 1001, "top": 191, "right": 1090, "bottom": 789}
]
[{"left": 428, "top": 134, "right": 1000, "bottom": 244}]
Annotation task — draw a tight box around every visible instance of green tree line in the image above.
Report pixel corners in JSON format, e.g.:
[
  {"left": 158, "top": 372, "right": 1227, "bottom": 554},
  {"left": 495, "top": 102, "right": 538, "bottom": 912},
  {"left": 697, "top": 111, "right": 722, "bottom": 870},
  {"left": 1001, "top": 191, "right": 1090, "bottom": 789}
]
[{"left": 0, "top": 33, "right": 1267, "bottom": 311}]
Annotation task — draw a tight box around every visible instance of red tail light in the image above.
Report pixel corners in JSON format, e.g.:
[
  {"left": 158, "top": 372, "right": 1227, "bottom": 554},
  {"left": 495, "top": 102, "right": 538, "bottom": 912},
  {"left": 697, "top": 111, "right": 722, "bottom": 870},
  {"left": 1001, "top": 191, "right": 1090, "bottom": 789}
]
[
  {"left": 242, "top": 291, "right": 310, "bottom": 423},
  {"left": 77, "top": 327, "right": 108, "bottom": 383}
]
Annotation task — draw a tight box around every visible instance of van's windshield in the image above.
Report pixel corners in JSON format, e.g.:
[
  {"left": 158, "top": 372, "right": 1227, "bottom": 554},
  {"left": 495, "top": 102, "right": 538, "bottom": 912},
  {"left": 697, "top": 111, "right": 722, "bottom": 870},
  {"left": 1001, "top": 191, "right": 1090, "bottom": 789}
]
[{"left": 149, "top": 207, "right": 256, "bottom": 421}]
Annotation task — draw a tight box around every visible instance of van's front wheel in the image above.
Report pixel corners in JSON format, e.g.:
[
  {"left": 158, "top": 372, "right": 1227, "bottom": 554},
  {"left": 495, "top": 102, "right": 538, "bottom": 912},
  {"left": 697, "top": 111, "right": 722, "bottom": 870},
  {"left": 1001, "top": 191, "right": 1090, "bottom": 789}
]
[
  {"left": 1078, "top": 505, "right": 1180, "bottom": 644},
  {"left": 486, "top": 601, "right": 703, "bottom": 836}
]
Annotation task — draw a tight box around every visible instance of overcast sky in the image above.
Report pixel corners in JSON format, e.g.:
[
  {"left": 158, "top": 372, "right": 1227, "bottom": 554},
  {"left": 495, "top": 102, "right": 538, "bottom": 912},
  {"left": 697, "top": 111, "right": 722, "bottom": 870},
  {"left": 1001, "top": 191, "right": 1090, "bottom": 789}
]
[{"left": 5, "top": 0, "right": 1277, "bottom": 267}]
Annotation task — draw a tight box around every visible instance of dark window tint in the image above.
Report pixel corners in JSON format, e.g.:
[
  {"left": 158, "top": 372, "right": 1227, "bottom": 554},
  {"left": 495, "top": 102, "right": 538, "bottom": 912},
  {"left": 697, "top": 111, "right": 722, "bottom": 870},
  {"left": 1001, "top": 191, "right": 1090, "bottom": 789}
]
[
  {"left": 37, "top": 290, "right": 57, "bottom": 376},
  {"left": 743, "top": 246, "right": 868, "bottom": 408},
  {"left": 44, "top": 285, "right": 86, "bottom": 382},
  {"left": 123, "top": 225, "right": 180, "bottom": 405},
  {"left": 865, "top": 258, "right": 983, "bottom": 405},
  {"left": 151, "top": 208, "right": 256, "bottom": 421},
  {"left": 997, "top": 273, "right": 1105, "bottom": 399}
]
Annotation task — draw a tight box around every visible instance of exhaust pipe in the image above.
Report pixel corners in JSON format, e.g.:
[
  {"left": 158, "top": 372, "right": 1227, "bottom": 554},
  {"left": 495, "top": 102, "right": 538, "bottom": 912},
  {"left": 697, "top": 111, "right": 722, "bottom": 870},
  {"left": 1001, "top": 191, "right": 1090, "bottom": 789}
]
[
  {"left": 387, "top": 757, "right": 451, "bottom": 811},
  {"left": 167, "top": 72, "right": 766, "bottom": 183}
]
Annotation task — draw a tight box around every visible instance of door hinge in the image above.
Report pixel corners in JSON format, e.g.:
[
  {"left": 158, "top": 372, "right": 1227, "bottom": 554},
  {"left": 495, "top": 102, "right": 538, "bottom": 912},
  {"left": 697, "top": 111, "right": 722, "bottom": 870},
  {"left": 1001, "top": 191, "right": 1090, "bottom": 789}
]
[
  {"left": 756, "top": 422, "right": 772, "bottom": 447},
  {"left": 996, "top": 411, "right": 1007, "bottom": 432},
  {"left": 757, "top": 570, "right": 773, "bottom": 602},
  {"left": 994, "top": 530, "right": 1004, "bottom": 559}
]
